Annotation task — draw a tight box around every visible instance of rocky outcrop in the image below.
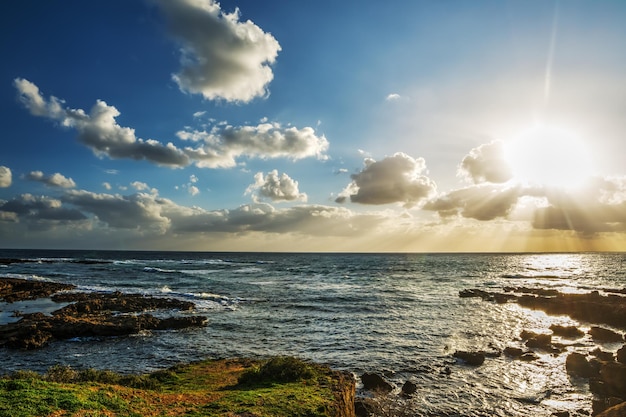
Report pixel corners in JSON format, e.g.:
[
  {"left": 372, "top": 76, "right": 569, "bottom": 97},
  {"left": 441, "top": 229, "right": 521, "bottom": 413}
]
[
  {"left": 0, "top": 277, "right": 207, "bottom": 350},
  {"left": 0, "top": 277, "right": 76, "bottom": 302},
  {"left": 453, "top": 350, "right": 485, "bottom": 366}
]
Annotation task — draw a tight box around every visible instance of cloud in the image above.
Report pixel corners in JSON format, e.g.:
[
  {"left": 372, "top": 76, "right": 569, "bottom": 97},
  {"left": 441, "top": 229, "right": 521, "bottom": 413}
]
[
  {"left": 532, "top": 177, "right": 626, "bottom": 235},
  {"left": 178, "top": 122, "right": 329, "bottom": 168},
  {"left": 189, "top": 174, "right": 198, "bottom": 183},
  {"left": 336, "top": 152, "right": 436, "bottom": 207},
  {"left": 0, "top": 166, "right": 11, "bottom": 187},
  {"left": 61, "top": 190, "right": 171, "bottom": 232},
  {"left": 192, "top": 111, "right": 206, "bottom": 118},
  {"left": 25, "top": 171, "right": 76, "bottom": 188},
  {"left": 102, "top": 182, "right": 112, "bottom": 190},
  {"left": 131, "top": 181, "right": 149, "bottom": 191},
  {"left": 0, "top": 193, "right": 87, "bottom": 230},
  {"left": 15, "top": 79, "right": 327, "bottom": 170},
  {"left": 153, "top": 0, "right": 281, "bottom": 102},
  {"left": 386, "top": 93, "right": 401, "bottom": 101},
  {"left": 424, "top": 184, "right": 522, "bottom": 221},
  {"left": 458, "top": 140, "right": 513, "bottom": 184},
  {"left": 14, "top": 78, "right": 191, "bottom": 168},
  {"left": 189, "top": 185, "right": 200, "bottom": 196},
  {"left": 245, "top": 170, "right": 307, "bottom": 203}
]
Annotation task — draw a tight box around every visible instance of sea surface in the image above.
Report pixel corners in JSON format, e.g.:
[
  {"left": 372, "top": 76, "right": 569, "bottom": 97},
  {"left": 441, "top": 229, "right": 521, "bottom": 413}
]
[{"left": 1, "top": 249, "right": 625, "bottom": 416}]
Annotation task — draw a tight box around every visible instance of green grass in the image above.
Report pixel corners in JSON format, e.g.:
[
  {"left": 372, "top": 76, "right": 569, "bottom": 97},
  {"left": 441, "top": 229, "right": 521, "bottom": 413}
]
[{"left": 0, "top": 357, "right": 344, "bottom": 417}]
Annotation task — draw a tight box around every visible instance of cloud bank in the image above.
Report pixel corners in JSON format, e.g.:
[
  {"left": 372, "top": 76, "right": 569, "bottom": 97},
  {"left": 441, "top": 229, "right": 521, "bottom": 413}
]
[
  {"left": 458, "top": 140, "right": 512, "bottom": 184},
  {"left": 153, "top": 0, "right": 281, "bottom": 102}
]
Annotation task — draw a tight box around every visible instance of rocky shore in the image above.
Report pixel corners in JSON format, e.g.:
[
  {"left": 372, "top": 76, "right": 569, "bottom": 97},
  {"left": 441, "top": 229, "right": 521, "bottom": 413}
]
[
  {"left": 459, "top": 286, "right": 626, "bottom": 416},
  {"left": 0, "top": 277, "right": 207, "bottom": 350}
]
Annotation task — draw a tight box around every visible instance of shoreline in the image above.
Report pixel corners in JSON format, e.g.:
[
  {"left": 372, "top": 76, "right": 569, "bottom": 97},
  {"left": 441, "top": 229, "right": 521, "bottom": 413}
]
[{"left": 0, "top": 278, "right": 626, "bottom": 412}]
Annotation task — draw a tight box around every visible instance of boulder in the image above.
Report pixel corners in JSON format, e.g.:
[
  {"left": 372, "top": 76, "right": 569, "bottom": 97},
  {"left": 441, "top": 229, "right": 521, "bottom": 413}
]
[
  {"left": 453, "top": 350, "right": 485, "bottom": 366},
  {"left": 592, "top": 348, "right": 616, "bottom": 362},
  {"left": 565, "top": 353, "right": 592, "bottom": 378},
  {"left": 618, "top": 345, "right": 626, "bottom": 364},
  {"left": 590, "top": 327, "right": 624, "bottom": 343},
  {"left": 401, "top": 380, "right": 418, "bottom": 396},
  {"left": 549, "top": 324, "right": 584, "bottom": 339},
  {"left": 360, "top": 373, "right": 393, "bottom": 393},
  {"left": 595, "top": 400, "right": 626, "bottom": 417},
  {"left": 504, "top": 347, "right": 525, "bottom": 358}
]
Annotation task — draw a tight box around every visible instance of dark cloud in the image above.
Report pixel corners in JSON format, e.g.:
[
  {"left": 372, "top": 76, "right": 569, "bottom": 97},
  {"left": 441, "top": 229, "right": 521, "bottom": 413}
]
[
  {"left": 153, "top": 0, "right": 281, "bottom": 102},
  {"left": 336, "top": 152, "right": 436, "bottom": 207}
]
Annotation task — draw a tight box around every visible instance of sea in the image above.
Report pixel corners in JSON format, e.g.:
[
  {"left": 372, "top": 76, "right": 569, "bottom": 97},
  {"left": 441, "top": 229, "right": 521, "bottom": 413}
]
[{"left": 1, "top": 249, "right": 625, "bottom": 416}]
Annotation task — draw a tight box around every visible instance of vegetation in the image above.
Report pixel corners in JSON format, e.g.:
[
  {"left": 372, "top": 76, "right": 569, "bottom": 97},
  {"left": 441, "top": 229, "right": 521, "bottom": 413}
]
[{"left": 0, "top": 357, "right": 343, "bottom": 417}]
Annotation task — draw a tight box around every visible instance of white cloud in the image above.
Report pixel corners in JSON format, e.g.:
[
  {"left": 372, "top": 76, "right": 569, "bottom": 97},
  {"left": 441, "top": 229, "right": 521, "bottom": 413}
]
[
  {"left": 189, "top": 185, "right": 200, "bottom": 196},
  {"left": 336, "top": 152, "right": 437, "bottom": 208},
  {"left": 386, "top": 93, "right": 401, "bottom": 101},
  {"left": 178, "top": 122, "right": 329, "bottom": 168},
  {"left": 153, "top": 0, "right": 281, "bottom": 103},
  {"left": 15, "top": 79, "right": 327, "bottom": 170},
  {"left": 458, "top": 141, "right": 513, "bottom": 184},
  {"left": 189, "top": 174, "right": 199, "bottom": 183},
  {"left": 25, "top": 171, "right": 76, "bottom": 188},
  {"left": 192, "top": 111, "right": 206, "bottom": 118},
  {"left": 245, "top": 170, "right": 307, "bottom": 203},
  {"left": 15, "top": 78, "right": 191, "bottom": 168},
  {"left": 131, "top": 181, "right": 149, "bottom": 191},
  {"left": 0, "top": 166, "right": 12, "bottom": 188},
  {"left": 102, "top": 182, "right": 112, "bottom": 190}
]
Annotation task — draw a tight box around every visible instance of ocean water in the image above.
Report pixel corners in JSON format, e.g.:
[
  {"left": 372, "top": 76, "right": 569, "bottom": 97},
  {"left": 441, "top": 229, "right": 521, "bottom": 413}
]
[{"left": 1, "top": 249, "right": 625, "bottom": 416}]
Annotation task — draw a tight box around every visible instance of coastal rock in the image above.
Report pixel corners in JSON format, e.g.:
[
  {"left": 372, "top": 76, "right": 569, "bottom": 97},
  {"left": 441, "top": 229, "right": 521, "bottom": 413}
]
[
  {"left": 550, "top": 324, "right": 585, "bottom": 339},
  {"left": 595, "top": 400, "right": 626, "bottom": 417},
  {"left": 0, "top": 278, "right": 207, "bottom": 350},
  {"left": 592, "top": 348, "right": 616, "bottom": 362},
  {"left": 617, "top": 346, "right": 626, "bottom": 364},
  {"left": 504, "top": 346, "right": 525, "bottom": 358},
  {"left": 519, "top": 352, "right": 540, "bottom": 361},
  {"left": 453, "top": 350, "right": 485, "bottom": 366},
  {"left": 360, "top": 373, "right": 393, "bottom": 393},
  {"left": 521, "top": 331, "right": 554, "bottom": 351},
  {"left": 565, "top": 353, "right": 592, "bottom": 378},
  {"left": 0, "top": 277, "right": 75, "bottom": 302},
  {"left": 401, "top": 380, "right": 418, "bottom": 396},
  {"left": 599, "top": 361, "right": 626, "bottom": 398},
  {"left": 590, "top": 327, "right": 624, "bottom": 343}
]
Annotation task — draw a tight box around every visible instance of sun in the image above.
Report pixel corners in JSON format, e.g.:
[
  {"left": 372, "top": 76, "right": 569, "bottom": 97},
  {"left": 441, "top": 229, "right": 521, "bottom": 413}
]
[{"left": 504, "top": 125, "right": 594, "bottom": 188}]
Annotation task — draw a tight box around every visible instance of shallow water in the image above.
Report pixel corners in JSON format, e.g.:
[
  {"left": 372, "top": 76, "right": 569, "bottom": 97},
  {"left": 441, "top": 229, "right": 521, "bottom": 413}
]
[{"left": 1, "top": 250, "right": 625, "bottom": 416}]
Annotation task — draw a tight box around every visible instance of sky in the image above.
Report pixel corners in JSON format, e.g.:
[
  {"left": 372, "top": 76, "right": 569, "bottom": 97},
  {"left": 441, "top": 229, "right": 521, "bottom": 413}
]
[{"left": 1, "top": 0, "right": 625, "bottom": 252}]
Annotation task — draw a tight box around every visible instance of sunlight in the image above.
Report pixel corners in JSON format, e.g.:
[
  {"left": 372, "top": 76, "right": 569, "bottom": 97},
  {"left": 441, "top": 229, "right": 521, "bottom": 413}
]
[{"left": 504, "top": 125, "right": 594, "bottom": 188}]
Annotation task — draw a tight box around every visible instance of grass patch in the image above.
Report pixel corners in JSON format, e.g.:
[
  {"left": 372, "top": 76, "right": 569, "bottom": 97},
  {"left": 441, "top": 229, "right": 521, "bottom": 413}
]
[{"left": 0, "top": 357, "right": 349, "bottom": 417}]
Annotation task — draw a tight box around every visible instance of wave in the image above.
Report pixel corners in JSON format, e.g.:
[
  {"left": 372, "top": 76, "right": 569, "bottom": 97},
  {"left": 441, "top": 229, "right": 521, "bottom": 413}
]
[{"left": 501, "top": 274, "right": 563, "bottom": 279}]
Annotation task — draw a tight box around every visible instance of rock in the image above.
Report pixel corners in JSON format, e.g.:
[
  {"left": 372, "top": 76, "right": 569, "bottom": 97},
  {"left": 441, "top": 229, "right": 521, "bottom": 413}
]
[
  {"left": 550, "top": 324, "right": 585, "bottom": 339},
  {"left": 0, "top": 277, "right": 76, "bottom": 302},
  {"left": 590, "top": 327, "right": 624, "bottom": 343},
  {"left": 360, "top": 373, "right": 393, "bottom": 393},
  {"left": 599, "top": 361, "right": 626, "bottom": 398},
  {"left": 566, "top": 353, "right": 592, "bottom": 378},
  {"left": 521, "top": 331, "right": 553, "bottom": 350},
  {"left": 595, "top": 399, "right": 626, "bottom": 417},
  {"left": 551, "top": 411, "right": 570, "bottom": 417},
  {"left": 401, "top": 380, "right": 418, "bottom": 396},
  {"left": 618, "top": 346, "right": 626, "bottom": 364},
  {"left": 354, "top": 399, "right": 372, "bottom": 417},
  {"left": 453, "top": 350, "right": 485, "bottom": 366},
  {"left": 504, "top": 347, "right": 525, "bottom": 358},
  {"left": 0, "top": 281, "right": 208, "bottom": 350},
  {"left": 592, "top": 348, "right": 616, "bottom": 362},
  {"left": 519, "top": 352, "right": 540, "bottom": 361}
]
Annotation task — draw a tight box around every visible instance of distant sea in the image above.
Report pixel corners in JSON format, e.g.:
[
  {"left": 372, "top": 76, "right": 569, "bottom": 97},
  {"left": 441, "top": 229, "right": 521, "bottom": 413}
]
[{"left": 1, "top": 249, "right": 625, "bottom": 416}]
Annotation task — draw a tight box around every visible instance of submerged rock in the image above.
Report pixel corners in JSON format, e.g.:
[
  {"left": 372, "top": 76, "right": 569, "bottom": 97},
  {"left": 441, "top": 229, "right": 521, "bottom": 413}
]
[
  {"left": 0, "top": 277, "right": 75, "bottom": 302},
  {"left": 453, "top": 350, "right": 485, "bottom": 366},
  {"left": 550, "top": 324, "right": 585, "bottom": 339},
  {"left": 565, "top": 353, "right": 592, "bottom": 378}
]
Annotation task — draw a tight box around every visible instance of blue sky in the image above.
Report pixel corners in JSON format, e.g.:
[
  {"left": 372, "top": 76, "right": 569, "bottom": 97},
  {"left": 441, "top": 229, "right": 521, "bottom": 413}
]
[{"left": 1, "top": 0, "right": 625, "bottom": 252}]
